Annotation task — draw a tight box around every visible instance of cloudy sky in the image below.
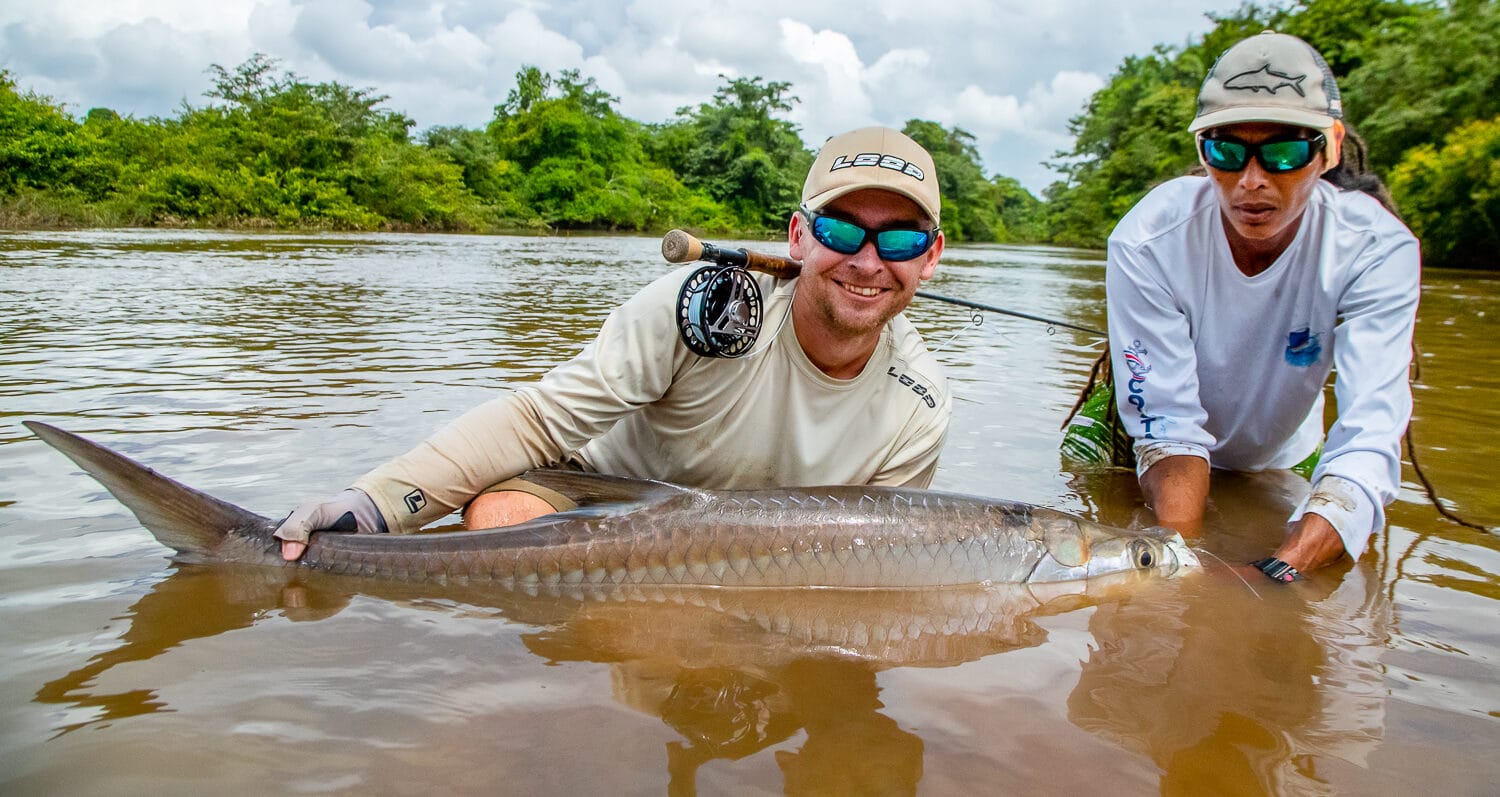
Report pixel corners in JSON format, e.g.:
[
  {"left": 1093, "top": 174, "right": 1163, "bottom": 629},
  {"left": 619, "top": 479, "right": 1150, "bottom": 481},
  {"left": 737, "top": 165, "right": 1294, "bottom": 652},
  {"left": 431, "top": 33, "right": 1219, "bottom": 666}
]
[{"left": 0, "top": 0, "right": 1244, "bottom": 194}]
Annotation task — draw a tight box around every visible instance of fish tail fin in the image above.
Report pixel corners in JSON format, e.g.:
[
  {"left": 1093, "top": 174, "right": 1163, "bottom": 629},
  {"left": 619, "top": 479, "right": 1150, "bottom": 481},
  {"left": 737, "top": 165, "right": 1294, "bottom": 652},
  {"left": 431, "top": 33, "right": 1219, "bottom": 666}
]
[{"left": 24, "top": 421, "right": 272, "bottom": 555}]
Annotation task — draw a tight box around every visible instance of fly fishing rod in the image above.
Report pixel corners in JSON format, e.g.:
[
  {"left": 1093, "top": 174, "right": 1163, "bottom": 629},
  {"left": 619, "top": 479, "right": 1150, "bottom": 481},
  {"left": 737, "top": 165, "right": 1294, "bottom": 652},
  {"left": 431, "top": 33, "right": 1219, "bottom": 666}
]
[{"left": 661, "top": 228, "right": 1104, "bottom": 359}]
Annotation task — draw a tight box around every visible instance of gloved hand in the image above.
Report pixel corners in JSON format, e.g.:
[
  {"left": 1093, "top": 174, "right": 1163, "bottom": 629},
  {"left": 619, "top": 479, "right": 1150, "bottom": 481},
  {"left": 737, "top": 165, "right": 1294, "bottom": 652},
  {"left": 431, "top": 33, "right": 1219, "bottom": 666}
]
[{"left": 274, "top": 488, "right": 387, "bottom": 561}]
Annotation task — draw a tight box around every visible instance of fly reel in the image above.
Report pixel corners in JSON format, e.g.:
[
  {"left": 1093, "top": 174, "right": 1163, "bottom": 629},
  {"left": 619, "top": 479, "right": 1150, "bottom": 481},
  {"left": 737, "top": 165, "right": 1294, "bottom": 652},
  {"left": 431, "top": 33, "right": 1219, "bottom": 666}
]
[{"left": 676, "top": 264, "right": 763, "bottom": 358}]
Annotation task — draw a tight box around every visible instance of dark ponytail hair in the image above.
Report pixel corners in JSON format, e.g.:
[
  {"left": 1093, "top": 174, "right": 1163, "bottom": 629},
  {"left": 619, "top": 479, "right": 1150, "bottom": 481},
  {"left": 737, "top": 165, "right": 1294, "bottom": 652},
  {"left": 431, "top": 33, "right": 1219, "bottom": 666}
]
[{"left": 1322, "top": 124, "right": 1400, "bottom": 217}]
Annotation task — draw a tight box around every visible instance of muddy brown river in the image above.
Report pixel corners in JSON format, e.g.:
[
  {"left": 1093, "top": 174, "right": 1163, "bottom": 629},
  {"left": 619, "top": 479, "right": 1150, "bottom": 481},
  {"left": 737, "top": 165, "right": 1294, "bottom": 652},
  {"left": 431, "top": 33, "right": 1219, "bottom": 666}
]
[{"left": 1, "top": 230, "right": 1496, "bottom": 794}]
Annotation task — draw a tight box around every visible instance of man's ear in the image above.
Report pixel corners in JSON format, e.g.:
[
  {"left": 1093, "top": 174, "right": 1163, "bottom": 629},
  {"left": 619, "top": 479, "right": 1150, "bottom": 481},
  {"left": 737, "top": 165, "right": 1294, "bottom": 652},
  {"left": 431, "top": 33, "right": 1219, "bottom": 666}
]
[
  {"left": 919, "top": 232, "right": 944, "bottom": 280},
  {"left": 787, "top": 210, "right": 807, "bottom": 261},
  {"left": 1322, "top": 120, "right": 1346, "bottom": 173}
]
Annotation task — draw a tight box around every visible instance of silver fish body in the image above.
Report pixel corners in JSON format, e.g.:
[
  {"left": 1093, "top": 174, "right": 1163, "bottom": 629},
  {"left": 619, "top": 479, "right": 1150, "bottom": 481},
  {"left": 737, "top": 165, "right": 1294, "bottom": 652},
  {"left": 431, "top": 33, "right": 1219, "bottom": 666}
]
[{"left": 27, "top": 421, "right": 1199, "bottom": 588}]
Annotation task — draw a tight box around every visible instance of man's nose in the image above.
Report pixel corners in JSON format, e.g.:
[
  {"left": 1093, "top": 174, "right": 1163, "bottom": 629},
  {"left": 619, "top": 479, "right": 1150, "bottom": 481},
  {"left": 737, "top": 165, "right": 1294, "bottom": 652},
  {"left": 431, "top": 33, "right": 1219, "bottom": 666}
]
[
  {"left": 847, "top": 239, "right": 886, "bottom": 270},
  {"left": 1236, "top": 157, "right": 1272, "bottom": 189}
]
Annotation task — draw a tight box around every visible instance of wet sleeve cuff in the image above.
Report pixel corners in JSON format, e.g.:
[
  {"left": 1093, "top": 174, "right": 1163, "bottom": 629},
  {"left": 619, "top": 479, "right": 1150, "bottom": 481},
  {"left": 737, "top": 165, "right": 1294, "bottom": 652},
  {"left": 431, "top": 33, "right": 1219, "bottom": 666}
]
[
  {"left": 1133, "top": 439, "right": 1210, "bottom": 481},
  {"left": 1291, "top": 475, "right": 1377, "bottom": 560}
]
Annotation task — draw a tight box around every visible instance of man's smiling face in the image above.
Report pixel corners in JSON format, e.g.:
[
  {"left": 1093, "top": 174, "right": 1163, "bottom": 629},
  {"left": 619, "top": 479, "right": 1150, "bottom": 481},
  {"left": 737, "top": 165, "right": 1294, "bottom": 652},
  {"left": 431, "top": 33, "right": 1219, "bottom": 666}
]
[{"left": 788, "top": 188, "right": 941, "bottom": 346}]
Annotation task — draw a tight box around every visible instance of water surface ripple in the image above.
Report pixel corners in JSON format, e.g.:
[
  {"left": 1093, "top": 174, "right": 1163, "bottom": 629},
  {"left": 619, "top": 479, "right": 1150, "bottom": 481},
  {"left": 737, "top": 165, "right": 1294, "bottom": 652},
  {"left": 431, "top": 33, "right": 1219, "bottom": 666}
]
[{"left": 2, "top": 229, "right": 1496, "bottom": 795}]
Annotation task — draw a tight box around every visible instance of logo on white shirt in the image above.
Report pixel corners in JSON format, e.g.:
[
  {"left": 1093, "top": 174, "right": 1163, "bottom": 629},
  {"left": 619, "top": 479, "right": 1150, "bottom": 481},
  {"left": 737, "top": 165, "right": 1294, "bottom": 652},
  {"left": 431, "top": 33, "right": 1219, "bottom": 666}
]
[
  {"left": 1123, "top": 341, "right": 1165, "bottom": 438},
  {"left": 1285, "top": 327, "right": 1321, "bottom": 367}
]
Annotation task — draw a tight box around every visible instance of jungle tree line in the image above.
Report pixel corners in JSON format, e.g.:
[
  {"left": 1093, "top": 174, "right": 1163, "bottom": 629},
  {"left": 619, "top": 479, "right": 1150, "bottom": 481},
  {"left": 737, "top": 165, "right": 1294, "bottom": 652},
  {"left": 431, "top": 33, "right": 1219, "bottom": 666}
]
[
  {"left": 1, "top": 0, "right": 1495, "bottom": 267},
  {"left": 0, "top": 56, "right": 1042, "bottom": 244}
]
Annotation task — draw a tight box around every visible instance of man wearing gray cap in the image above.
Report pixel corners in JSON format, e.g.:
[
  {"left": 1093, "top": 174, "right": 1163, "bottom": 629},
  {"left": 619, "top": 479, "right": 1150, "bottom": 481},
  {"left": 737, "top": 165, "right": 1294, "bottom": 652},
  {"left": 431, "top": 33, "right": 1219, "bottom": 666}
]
[
  {"left": 1105, "top": 31, "right": 1420, "bottom": 581},
  {"left": 274, "top": 126, "right": 951, "bottom": 559}
]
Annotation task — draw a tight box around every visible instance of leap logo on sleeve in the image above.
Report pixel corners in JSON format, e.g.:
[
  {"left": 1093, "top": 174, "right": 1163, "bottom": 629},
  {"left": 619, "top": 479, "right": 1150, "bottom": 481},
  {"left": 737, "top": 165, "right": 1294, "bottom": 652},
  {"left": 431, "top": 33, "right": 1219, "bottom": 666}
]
[{"left": 886, "top": 366, "right": 937, "bottom": 408}]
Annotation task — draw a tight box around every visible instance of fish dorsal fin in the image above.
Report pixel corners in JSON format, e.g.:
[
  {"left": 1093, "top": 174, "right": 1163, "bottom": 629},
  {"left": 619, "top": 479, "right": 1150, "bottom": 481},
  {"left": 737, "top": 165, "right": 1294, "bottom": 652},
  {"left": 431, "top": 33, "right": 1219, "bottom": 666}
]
[
  {"left": 25, "top": 421, "right": 272, "bottom": 555},
  {"left": 421, "top": 470, "right": 700, "bottom": 543},
  {"left": 510, "top": 468, "right": 695, "bottom": 513}
]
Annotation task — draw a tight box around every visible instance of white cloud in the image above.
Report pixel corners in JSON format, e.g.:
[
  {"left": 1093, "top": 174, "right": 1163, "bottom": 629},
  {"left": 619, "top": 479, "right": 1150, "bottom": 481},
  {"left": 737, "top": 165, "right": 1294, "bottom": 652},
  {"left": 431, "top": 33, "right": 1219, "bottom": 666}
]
[
  {"left": 780, "top": 19, "right": 876, "bottom": 130},
  {"left": 290, "top": 0, "right": 419, "bottom": 78},
  {"left": 949, "top": 70, "right": 1106, "bottom": 141},
  {"left": 0, "top": 0, "right": 1246, "bottom": 192}
]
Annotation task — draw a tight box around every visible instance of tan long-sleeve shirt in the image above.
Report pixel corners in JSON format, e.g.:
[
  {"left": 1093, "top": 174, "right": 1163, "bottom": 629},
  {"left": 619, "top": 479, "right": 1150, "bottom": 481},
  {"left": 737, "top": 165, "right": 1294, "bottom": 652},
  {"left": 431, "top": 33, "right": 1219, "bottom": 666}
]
[{"left": 355, "top": 266, "right": 953, "bottom": 532}]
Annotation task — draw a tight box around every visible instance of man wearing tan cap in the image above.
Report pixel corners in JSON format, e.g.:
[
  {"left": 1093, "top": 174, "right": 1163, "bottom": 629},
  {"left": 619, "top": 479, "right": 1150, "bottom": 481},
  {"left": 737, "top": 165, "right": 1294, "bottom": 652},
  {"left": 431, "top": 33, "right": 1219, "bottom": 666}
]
[
  {"left": 274, "top": 126, "right": 950, "bottom": 558},
  {"left": 1104, "top": 32, "right": 1420, "bottom": 581}
]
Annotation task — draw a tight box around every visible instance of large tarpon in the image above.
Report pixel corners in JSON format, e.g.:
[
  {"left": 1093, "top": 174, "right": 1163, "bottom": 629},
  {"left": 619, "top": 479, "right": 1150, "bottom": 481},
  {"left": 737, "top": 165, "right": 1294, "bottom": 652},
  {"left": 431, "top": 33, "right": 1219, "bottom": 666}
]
[{"left": 26, "top": 421, "right": 1199, "bottom": 588}]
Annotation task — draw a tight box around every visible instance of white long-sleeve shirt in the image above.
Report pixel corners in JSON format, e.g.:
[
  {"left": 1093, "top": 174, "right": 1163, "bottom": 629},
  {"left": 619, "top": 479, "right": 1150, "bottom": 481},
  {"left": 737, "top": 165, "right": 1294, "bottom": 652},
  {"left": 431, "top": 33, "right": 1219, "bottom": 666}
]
[
  {"left": 1106, "top": 176, "right": 1420, "bottom": 559},
  {"left": 355, "top": 266, "right": 952, "bottom": 532}
]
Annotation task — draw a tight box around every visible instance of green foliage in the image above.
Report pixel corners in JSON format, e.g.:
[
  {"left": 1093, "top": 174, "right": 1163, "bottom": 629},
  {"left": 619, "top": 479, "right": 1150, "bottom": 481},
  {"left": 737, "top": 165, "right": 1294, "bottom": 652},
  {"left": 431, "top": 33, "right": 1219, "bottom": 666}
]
[
  {"left": 8, "top": 2, "right": 1495, "bottom": 266},
  {"left": 484, "top": 67, "right": 732, "bottom": 231},
  {"left": 654, "top": 76, "right": 813, "bottom": 229},
  {"left": 901, "top": 120, "right": 1002, "bottom": 241},
  {"left": 991, "top": 176, "right": 1047, "bottom": 243},
  {"left": 1, "top": 59, "right": 1047, "bottom": 242},
  {"left": 0, "top": 72, "right": 87, "bottom": 193},
  {"left": 1342, "top": 0, "right": 1500, "bottom": 171},
  {"left": 1274, "top": 0, "right": 1429, "bottom": 75},
  {"left": 1, "top": 56, "right": 485, "bottom": 229},
  {"left": 1040, "top": 2, "right": 1313, "bottom": 246},
  {"left": 891, "top": 120, "right": 1044, "bottom": 243},
  {"left": 1039, "top": 0, "right": 1495, "bottom": 267},
  {"left": 19, "top": 0, "right": 1478, "bottom": 260},
  {"left": 1044, "top": 49, "right": 1204, "bottom": 246},
  {"left": 1388, "top": 116, "right": 1500, "bottom": 269},
  {"left": 347, "top": 139, "right": 480, "bottom": 229}
]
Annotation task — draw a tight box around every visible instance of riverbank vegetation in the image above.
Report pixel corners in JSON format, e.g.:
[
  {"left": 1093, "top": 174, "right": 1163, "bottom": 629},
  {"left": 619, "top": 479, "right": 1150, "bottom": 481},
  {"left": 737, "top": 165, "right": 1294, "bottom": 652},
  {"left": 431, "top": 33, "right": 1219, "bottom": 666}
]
[{"left": 1, "top": 0, "right": 1494, "bottom": 267}]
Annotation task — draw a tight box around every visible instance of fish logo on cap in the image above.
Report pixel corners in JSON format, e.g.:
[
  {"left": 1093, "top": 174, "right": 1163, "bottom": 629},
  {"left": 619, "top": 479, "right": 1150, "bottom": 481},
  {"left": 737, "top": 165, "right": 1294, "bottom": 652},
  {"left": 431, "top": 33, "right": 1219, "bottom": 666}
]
[{"left": 1224, "top": 64, "right": 1308, "bottom": 96}]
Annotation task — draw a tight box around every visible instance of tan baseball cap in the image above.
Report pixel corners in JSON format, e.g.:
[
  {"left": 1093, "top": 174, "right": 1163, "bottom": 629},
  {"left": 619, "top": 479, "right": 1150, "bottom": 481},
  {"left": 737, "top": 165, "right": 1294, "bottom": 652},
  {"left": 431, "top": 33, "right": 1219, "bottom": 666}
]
[
  {"left": 802, "top": 126, "right": 941, "bottom": 225},
  {"left": 1189, "top": 31, "right": 1343, "bottom": 133}
]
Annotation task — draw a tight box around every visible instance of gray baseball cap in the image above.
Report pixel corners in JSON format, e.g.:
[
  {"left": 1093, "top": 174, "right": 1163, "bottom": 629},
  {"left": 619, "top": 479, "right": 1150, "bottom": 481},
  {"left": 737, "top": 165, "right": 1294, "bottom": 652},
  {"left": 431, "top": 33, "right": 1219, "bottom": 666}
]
[{"left": 1189, "top": 31, "right": 1343, "bottom": 133}]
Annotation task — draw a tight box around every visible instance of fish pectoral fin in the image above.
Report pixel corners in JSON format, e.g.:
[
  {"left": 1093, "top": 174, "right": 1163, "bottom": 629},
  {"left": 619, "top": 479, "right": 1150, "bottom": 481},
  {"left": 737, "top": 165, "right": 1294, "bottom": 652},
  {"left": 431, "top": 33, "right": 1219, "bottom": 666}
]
[
  {"left": 514, "top": 468, "right": 694, "bottom": 512},
  {"left": 1040, "top": 518, "right": 1090, "bottom": 568}
]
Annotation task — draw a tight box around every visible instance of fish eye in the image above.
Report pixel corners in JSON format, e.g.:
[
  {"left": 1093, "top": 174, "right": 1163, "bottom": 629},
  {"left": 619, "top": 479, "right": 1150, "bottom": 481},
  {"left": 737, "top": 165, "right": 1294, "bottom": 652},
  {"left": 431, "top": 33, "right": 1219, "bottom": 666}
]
[{"left": 1130, "top": 541, "right": 1155, "bottom": 569}]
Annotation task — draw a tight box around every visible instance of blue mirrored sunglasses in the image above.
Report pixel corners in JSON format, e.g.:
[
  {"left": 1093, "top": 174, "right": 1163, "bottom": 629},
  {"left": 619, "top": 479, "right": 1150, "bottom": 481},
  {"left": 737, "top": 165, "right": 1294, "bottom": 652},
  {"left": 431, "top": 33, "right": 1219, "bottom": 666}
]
[
  {"left": 800, "top": 207, "right": 939, "bottom": 262},
  {"left": 1199, "top": 133, "right": 1326, "bottom": 174}
]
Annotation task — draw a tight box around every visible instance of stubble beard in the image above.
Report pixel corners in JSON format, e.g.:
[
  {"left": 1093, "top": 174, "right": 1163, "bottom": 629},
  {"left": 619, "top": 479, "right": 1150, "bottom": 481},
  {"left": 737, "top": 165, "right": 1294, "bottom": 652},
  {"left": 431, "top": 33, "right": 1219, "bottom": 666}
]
[{"left": 809, "top": 280, "right": 907, "bottom": 341}]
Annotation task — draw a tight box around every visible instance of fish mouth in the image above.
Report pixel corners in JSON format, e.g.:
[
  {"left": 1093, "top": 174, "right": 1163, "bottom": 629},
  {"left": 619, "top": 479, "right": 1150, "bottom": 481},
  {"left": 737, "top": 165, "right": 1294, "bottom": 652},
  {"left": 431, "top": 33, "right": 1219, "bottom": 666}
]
[
  {"left": 1162, "top": 536, "right": 1201, "bottom": 573},
  {"left": 1133, "top": 526, "right": 1200, "bottom": 575}
]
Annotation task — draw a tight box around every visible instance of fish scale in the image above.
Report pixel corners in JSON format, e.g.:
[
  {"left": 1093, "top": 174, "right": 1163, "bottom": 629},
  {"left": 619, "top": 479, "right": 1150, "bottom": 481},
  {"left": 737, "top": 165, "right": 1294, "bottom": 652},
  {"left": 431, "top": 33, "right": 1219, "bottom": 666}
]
[{"left": 26, "top": 420, "right": 1199, "bottom": 588}]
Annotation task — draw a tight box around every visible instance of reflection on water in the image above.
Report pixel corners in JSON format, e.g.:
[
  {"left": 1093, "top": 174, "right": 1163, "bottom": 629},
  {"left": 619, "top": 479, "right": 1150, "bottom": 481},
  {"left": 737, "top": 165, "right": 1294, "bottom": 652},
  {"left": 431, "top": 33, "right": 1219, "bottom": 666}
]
[
  {"left": 1068, "top": 476, "right": 1391, "bottom": 794},
  {"left": 32, "top": 557, "right": 1113, "bottom": 794},
  {"left": 3, "top": 230, "right": 1499, "bottom": 794}
]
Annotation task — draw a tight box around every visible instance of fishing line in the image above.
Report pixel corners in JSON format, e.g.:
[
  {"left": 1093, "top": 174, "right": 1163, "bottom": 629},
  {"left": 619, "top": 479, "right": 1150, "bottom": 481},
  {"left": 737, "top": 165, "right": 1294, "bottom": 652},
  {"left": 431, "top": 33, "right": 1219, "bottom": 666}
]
[
  {"left": 927, "top": 311, "right": 984, "bottom": 355},
  {"left": 1403, "top": 340, "right": 1495, "bottom": 533},
  {"left": 1195, "top": 548, "right": 1264, "bottom": 599},
  {"left": 914, "top": 289, "right": 1104, "bottom": 337}
]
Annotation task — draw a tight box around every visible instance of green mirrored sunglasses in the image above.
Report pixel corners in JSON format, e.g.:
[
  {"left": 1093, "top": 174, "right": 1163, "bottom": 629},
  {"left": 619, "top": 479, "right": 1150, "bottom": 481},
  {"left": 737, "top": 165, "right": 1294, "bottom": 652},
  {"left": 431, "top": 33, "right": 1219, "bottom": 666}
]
[
  {"left": 1199, "top": 133, "right": 1326, "bottom": 173},
  {"left": 800, "top": 207, "right": 939, "bottom": 262}
]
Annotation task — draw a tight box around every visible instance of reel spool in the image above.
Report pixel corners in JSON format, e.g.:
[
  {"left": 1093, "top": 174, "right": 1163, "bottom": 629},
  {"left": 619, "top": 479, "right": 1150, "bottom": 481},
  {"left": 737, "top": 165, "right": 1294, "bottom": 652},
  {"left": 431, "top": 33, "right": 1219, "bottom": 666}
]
[{"left": 676, "top": 265, "right": 764, "bottom": 358}]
